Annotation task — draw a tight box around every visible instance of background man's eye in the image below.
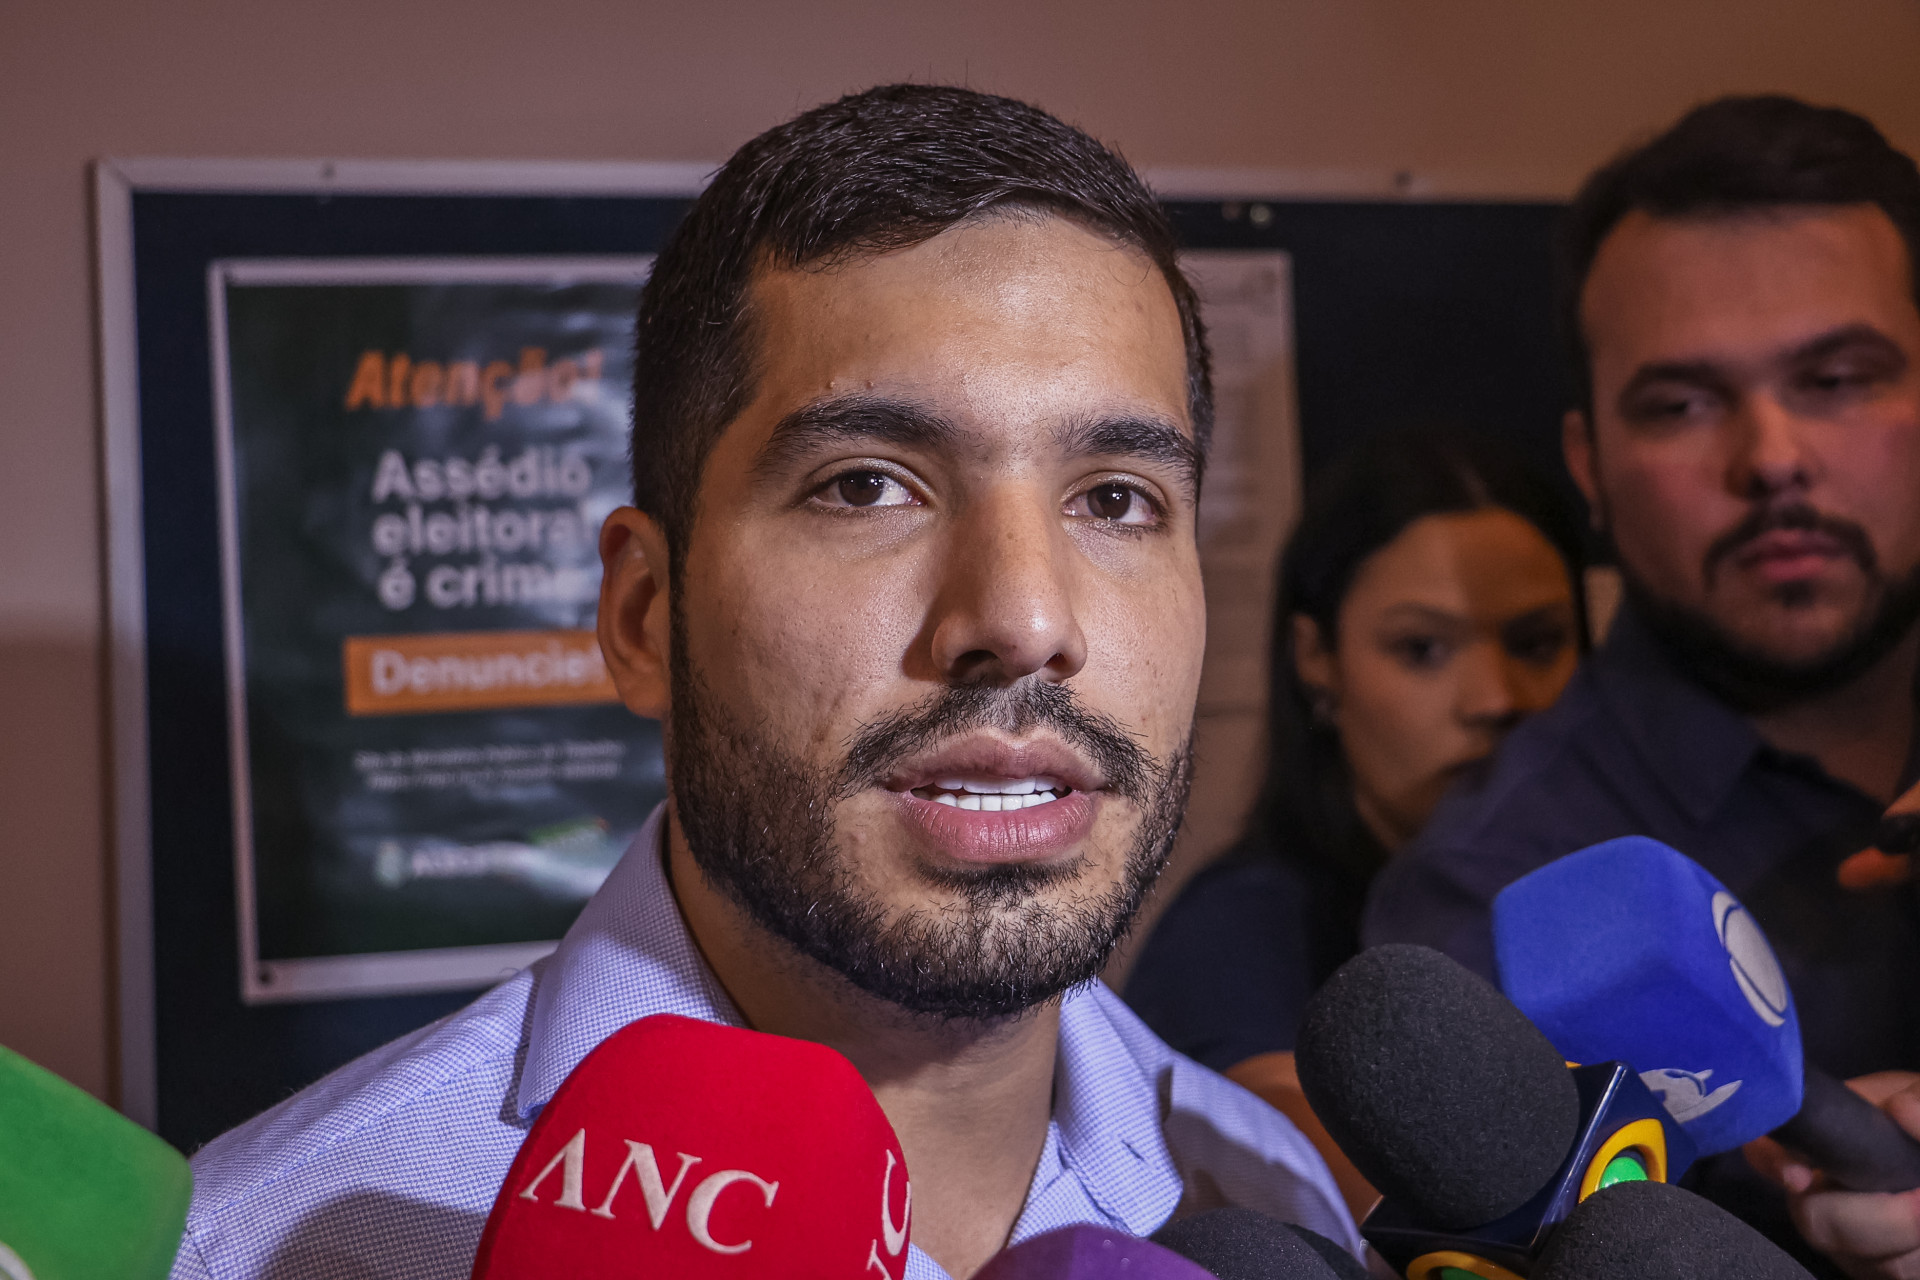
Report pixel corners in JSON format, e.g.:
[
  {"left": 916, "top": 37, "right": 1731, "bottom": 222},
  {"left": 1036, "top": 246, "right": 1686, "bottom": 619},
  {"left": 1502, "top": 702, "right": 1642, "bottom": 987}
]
[{"left": 822, "top": 470, "right": 914, "bottom": 508}]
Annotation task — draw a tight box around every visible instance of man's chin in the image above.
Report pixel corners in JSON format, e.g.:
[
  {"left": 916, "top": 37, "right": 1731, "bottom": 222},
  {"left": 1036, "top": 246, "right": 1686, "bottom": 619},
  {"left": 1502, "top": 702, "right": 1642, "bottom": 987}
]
[{"left": 1630, "top": 572, "right": 1920, "bottom": 713}]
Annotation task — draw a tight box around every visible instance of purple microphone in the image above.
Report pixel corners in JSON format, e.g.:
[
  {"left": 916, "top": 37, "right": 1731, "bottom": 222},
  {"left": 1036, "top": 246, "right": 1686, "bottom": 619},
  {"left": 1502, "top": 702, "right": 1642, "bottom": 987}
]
[{"left": 973, "top": 1225, "right": 1216, "bottom": 1279}]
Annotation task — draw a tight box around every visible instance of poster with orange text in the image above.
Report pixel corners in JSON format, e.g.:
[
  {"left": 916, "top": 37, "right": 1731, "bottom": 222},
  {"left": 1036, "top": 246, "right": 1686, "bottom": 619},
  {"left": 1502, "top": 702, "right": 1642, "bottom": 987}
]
[{"left": 210, "top": 258, "right": 662, "bottom": 1002}]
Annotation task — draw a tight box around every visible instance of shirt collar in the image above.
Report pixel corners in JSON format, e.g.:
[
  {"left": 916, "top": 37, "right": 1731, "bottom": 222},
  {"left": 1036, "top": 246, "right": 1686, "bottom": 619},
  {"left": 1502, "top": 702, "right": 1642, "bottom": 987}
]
[
  {"left": 1593, "top": 605, "right": 1766, "bottom": 824},
  {"left": 1031, "top": 986, "right": 1185, "bottom": 1236},
  {"left": 517, "top": 804, "right": 742, "bottom": 1119},
  {"left": 517, "top": 805, "right": 1185, "bottom": 1238}
]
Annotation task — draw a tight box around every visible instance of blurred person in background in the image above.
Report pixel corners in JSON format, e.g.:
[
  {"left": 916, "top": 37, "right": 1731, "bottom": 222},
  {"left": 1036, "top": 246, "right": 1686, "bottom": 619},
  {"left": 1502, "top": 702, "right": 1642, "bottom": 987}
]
[
  {"left": 1124, "top": 425, "right": 1587, "bottom": 1213},
  {"left": 1364, "top": 97, "right": 1920, "bottom": 1278}
]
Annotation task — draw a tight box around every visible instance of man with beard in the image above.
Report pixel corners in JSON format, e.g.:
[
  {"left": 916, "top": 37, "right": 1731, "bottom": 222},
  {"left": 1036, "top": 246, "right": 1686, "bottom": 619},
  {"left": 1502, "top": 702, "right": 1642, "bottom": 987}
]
[
  {"left": 170, "top": 86, "right": 1356, "bottom": 1280},
  {"left": 1364, "top": 96, "right": 1920, "bottom": 1277}
]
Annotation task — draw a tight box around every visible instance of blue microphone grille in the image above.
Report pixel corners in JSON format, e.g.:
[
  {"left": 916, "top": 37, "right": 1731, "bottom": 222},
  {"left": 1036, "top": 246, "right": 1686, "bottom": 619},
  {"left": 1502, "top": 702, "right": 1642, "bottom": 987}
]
[{"left": 1493, "top": 837, "right": 1802, "bottom": 1155}]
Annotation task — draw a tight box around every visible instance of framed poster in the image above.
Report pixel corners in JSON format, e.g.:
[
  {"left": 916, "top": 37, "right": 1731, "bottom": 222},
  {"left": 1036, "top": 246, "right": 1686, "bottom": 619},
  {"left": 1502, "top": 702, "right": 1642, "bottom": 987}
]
[
  {"left": 208, "top": 257, "right": 659, "bottom": 1003},
  {"left": 97, "top": 161, "right": 701, "bottom": 1146}
]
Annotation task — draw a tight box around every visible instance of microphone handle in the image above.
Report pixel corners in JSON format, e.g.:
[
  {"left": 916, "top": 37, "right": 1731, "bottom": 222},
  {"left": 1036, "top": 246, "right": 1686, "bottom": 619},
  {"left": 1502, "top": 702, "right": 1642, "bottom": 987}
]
[{"left": 1770, "top": 1063, "right": 1920, "bottom": 1193}]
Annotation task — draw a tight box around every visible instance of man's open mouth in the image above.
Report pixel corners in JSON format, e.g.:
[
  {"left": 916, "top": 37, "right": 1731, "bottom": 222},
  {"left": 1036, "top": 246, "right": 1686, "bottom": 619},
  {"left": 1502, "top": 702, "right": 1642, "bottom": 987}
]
[{"left": 908, "top": 777, "right": 1072, "bottom": 812}]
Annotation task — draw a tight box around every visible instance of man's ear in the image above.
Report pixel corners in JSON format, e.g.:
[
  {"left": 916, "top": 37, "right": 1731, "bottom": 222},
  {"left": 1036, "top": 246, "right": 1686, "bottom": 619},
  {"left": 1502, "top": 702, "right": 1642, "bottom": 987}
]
[
  {"left": 1562, "top": 407, "right": 1606, "bottom": 533},
  {"left": 597, "top": 506, "right": 672, "bottom": 721}
]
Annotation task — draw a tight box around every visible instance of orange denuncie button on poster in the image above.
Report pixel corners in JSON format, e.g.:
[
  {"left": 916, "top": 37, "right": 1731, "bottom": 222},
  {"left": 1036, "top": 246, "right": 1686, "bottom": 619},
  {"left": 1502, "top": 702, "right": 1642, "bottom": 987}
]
[{"left": 343, "top": 629, "right": 620, "bottom": 716}]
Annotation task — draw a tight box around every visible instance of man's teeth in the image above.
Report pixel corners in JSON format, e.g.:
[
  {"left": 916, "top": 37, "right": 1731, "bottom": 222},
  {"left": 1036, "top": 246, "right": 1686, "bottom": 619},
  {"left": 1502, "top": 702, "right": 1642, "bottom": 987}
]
[{"left": 918, "top": 779, "right": 1067, "bottom": 811}]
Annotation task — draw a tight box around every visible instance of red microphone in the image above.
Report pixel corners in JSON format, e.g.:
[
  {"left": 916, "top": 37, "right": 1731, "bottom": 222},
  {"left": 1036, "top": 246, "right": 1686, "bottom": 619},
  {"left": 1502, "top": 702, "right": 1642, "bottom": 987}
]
[{"left": 471, "top": 1014, "right": 913, "bottom": 1279}]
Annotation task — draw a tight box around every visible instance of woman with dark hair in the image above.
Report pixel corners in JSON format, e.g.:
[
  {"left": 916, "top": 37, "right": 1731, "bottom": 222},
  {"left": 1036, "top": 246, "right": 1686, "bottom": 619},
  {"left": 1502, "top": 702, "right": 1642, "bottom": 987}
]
[{"left": 1123, "top": 426, "right": 1587, "bottom": 1207}]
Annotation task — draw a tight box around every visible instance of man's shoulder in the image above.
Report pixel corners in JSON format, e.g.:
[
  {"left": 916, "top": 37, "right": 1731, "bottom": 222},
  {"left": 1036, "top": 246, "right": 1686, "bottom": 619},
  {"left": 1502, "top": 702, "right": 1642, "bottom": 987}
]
[
  {"left": 178, "top": 971, "right": 539, "bottom": 1277},
  {"left": 1412, "top": 664, "right": 1657, "bottom": 876}
]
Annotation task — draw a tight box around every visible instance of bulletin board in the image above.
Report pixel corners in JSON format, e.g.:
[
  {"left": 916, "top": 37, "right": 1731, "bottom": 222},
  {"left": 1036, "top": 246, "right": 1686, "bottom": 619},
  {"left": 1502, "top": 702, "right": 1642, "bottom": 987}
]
[{"left": 100, "top": 158, "right": 1567, "bottom": 1152}]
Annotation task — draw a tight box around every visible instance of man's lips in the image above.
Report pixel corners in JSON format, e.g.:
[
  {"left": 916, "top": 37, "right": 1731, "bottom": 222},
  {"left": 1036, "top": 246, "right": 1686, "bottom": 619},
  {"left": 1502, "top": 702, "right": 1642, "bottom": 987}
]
[
  {"left": 1731, "top": 529, "right": 1854, "bottom": 583},
  {"left": 877, "top": 734, "right": 1108, "bottom": 863},
  {"left": 886, "top": 787, "right": 1099, "bottom": 864},
  {"left": 880, "top": 735, "right": 1106, "bottom": 796}
]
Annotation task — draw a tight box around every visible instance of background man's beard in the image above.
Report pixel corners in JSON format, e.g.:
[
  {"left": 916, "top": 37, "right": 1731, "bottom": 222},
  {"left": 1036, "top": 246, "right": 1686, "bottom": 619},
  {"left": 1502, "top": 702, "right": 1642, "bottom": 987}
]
[
  {"left": 666, "top": 632, "right": 1192, "bottom": 1022},
  {"left": 1626, "top": 558, "right": 1920, "bottom": 716}
]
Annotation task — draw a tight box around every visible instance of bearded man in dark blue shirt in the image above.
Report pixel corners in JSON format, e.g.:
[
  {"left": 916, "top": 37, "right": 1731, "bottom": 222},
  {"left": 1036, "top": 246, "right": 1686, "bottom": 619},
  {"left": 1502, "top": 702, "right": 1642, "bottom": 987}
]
[{"left": 1364, "top": 96, "right": 1920, "bottom": 1278}]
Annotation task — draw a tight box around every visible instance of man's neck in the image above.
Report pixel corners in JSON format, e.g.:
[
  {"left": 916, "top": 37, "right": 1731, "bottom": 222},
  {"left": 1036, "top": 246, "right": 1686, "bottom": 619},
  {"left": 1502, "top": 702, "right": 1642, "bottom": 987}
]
[
  {"left": 662, "top": 812, "right": 1057, "bottom": 1280},
  {"left": 1750, "top": 629, "right": 1920, "bottom": 803}
]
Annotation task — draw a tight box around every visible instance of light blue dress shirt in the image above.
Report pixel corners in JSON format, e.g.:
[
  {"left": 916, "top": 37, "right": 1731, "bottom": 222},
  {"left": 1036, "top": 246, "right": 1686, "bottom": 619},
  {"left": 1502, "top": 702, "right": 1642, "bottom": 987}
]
[{"left": 173, "top": 805, "right": 1358, "bottom": 1278}]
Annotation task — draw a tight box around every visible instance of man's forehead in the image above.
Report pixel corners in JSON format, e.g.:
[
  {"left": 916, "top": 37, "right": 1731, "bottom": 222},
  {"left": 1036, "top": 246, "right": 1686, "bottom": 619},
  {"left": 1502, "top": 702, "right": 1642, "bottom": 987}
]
[
  {"left": 1582, "top": 205, "right": 1919, "bottom": 366},
  {"left": 738, "top": 214, "right": 1192, "bottom": 431}
]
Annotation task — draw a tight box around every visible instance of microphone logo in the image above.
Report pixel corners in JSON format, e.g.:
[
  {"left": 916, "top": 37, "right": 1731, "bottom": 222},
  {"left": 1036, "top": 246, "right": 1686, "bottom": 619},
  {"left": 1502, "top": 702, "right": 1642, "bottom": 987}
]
[
  {"left": 0, "top": 1241, "right": 33, "bottom": 1280},
  {"left": 866, "top": 1149, "right": 913, "bottom": 1279},
  {"left": 516, "top": 1127, "right": 781, "bottom": 1255},
  {"left": 1639, "top": 1067, "right": 1742, "bottom": 1123},
  {"left": 1711, "top": 892, "right": 1790, "bottom": 1028}
]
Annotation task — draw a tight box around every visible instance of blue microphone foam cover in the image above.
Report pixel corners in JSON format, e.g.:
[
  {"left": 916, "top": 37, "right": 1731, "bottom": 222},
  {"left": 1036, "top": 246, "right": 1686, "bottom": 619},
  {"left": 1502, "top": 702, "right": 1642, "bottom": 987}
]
[{"left": 1493, "top": 836, "right": 1803, "bottom": 1155}]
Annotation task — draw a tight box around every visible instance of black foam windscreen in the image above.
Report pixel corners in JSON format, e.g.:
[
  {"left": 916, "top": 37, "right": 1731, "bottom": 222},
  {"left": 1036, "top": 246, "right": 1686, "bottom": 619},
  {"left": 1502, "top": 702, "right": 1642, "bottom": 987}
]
[
  {"left": 1294, "top": 943, "right": 1581, "bottom": 1229},
  {"left": 1150, "top": 1208, "right": 1354, "bottom": 1279},
  {"left": 1532, "top": 1180, "right": 1813, "bottom": 1279},
  {"left": 1279, "top": 1224, "right": 1370, "bottom": 1280}
]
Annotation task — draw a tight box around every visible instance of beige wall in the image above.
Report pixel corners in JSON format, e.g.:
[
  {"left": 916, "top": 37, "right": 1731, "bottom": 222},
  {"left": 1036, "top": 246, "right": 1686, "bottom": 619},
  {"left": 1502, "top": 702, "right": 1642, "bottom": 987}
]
[{"left": 5, "top": 0, "right": 1918, "bottom": 1106}]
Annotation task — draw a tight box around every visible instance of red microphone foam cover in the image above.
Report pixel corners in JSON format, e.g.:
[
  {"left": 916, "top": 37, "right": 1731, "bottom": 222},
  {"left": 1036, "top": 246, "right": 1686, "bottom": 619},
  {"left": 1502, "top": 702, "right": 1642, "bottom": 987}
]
[{"left": 471, "top": 1014, "right": 913, "bottom": 1279}]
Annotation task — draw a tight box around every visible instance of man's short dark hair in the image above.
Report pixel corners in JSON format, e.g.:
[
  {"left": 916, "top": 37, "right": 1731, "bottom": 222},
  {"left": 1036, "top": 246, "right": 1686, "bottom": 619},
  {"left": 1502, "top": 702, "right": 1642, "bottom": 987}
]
[
  {"left": 1556, "top": 95, "right": 1920, "bottom": 410},
  {"left": 630, "top": 83, "right": 1211, "bottom": 556}
]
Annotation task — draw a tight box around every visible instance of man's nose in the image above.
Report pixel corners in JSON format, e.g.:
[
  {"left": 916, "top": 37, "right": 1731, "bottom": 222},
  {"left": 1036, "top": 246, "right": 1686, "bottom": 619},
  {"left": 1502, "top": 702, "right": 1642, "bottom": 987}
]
[
  {"left": 926, "top": 490, "right": 1088, "bottom": 686},
  {"left": 1729, "top": 393, "right": 1820, "bottom": 501}
]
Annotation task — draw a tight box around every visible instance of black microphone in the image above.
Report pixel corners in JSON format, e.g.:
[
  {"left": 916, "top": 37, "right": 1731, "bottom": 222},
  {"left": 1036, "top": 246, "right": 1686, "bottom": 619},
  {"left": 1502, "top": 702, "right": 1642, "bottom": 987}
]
[
  {"left": 1150, "top": 1209, "right": 1368, "bottom": 1280},
  {"left": 1294, "top": 944, "right": 1695, "bottom": 1278},
  {"left": 1532, "top": 1180, "right": 1812, "bottom": 1279}
]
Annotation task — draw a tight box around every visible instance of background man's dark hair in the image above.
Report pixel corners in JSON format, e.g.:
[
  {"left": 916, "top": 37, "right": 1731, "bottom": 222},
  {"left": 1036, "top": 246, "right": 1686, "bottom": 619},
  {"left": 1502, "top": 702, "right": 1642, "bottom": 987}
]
[
  {"left": 630, "top": 83, "right": 1211, "bottom": 560},
  {"left": 1556, "top": 94, "right": 1920, "bottom": 411}
]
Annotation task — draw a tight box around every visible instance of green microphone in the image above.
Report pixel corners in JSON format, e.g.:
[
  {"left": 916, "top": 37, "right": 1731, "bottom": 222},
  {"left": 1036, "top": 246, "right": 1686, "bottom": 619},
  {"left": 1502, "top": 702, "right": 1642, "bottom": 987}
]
[{"left": 0, "top": 1044, "right": 190, "bottom": 1279}]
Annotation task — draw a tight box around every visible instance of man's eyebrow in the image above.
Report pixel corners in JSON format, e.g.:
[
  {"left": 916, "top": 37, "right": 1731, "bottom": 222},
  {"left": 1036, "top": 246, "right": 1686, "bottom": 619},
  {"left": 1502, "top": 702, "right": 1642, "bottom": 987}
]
[
  {"left": 1052, "top": 414, "right": 1204, "bottom": 496},
  {"left": 1616, "top": 323, "right": 1909, "bottom": 410},
  {"left": 1787, "top": 322, "right": 1908, "bottom": 368},
  {"left": 753, "top": 395, "right": 957, "bottom": 476}
]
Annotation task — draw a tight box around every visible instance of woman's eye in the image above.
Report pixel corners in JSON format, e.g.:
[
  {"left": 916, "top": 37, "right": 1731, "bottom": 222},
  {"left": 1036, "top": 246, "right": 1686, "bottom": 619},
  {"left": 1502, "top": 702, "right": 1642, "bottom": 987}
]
[
  {"left": 1506, "top": 622, "right": 1572, "bottom": 666},
  {"left": 816, "top": 470, "right": 917, "bottom": 509},
  {"left": 1388, "top": 635, "right": 1449, "bottom": 669},
  {"left": 1071, "top": 483, "right": 1156, "bottom": 525}
]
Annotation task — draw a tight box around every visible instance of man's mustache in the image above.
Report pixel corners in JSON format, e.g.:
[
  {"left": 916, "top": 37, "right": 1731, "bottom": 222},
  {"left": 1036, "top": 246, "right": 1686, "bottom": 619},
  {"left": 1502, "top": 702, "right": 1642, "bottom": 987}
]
[
  {"left": 838, "top": 681, "right": 1159, "bottom": 803},
  {"left": 1704, "top": 503, "right": 1877, "bottom": 584}
]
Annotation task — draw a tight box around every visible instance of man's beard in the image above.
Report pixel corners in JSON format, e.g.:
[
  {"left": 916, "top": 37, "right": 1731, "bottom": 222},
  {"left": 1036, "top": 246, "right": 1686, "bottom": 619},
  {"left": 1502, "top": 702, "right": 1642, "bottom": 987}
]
[
  {"left": 1628, "top": 502, "right": 1920, "bottom": 715},
  {"left": 665, "top": 616, "right": 1192, "bottom": 1022}
]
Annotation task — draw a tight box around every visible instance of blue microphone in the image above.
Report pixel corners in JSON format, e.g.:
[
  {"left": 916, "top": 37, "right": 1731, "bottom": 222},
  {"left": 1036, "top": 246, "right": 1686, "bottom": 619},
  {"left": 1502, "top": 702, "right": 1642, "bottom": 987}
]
[{"left": 1494, "top": 836, "right": 1920, "bottom": 1190}]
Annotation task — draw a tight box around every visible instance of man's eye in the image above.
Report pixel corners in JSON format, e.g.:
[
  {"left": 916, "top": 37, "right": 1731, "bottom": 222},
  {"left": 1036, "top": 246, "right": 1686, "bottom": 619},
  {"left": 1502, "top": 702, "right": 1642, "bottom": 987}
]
[
  {"left": 1627, "top": 389, "right": 1715, "bottom": 424},
  {"left": 1071, "top": 483, "right": 1156, "bottom": 525},
  {"left": 815, "top": 470, "right": 917, "bottom": 509},
  {"left": 1800, "top": 361, "right": 1883, "bottom": 396}
]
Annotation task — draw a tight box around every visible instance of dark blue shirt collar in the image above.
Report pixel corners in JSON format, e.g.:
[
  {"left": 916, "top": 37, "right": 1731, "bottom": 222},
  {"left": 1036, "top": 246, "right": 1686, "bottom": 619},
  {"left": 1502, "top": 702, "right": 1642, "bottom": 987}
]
[{"left": 1591, "top": 606, "right": 1768, "bottom": 826}]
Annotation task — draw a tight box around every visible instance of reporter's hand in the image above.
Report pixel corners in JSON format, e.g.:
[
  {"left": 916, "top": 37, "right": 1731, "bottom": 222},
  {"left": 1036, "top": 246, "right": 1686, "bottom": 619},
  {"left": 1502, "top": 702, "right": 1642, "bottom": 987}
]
[
  {"left": 1837, "top": 779, "right": 1920, "bottom": 891},
  {"left": 1746, "top": 1072, "right": 1920, "bottom": 1279}
]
